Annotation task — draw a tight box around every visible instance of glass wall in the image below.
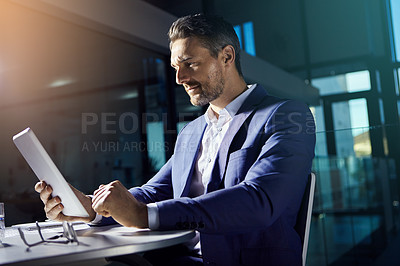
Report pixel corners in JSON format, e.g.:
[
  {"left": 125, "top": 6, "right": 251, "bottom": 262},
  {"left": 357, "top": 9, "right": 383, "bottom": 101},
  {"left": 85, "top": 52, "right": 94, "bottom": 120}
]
[
  {"left": 312, "top": 70, "right": 371, "bottom": 96},
  {"left": 396, "top": 69, "right": 400, "bottom": 96},
  {"left": 311, "top": 70, "right": 373, "bottom": 158},
  {"left": 332, "top": 99, "right": 371, "bottom": 157},
  {"left": 310, "top": 136, "right": 399, "bottom": 265},
  {"left": 309, "top": 63, "right": 398, "bottom": 264},
  {"left": 390, "top": 0, "right": 400, "bottom": 62},
  {"left": 310, "top": 105, "right": 328, "bottom": 157},
  {"left": 0, "top": 1, "right": 174, "bottom": 226}
]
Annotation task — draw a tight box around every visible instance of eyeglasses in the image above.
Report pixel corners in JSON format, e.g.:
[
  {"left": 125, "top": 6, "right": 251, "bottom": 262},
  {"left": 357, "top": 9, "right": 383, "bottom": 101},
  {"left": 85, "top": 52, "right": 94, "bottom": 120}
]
[{"left": 18, "top": 221, "right": 79, "bottom": 249}]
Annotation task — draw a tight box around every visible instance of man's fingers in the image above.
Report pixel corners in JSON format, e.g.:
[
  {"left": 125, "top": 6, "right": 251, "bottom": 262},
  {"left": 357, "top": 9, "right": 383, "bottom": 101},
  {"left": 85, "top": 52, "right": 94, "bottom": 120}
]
[
  {"left": 92, "top": 190, "right": 111, "bottom": 213},
  {"left": 39, "top": 185, "right": 53, "bottom": 204},
  {"left": 92, "top": 181, "right": 124, "bottom": 218},
  {"left": 44, "top": 196, "right": 61, "bottom": 213},
  {"left": 34, "top": 181, "right": 94, "bottom": 223},
  {"left": 92, "top": 184, "right": 114, "bottom": 206},
  {"left": 93, "top": 185, "right": 106, "bottom": 197},
  {"left": 34, "top": 181, "right": 46, "bottom": 193},
  {"left": 46, "top": 203, "right": 64, "bottom": 221}
]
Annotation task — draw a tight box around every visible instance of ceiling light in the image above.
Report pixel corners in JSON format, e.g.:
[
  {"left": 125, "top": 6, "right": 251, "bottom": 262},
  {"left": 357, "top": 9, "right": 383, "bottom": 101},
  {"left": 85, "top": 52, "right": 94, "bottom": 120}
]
[
  {"left": 120, "top": 91, "right": 138, "bottom": 100},
  {"left": 48, "top": 77, "right": 75, "bottom": 88}
]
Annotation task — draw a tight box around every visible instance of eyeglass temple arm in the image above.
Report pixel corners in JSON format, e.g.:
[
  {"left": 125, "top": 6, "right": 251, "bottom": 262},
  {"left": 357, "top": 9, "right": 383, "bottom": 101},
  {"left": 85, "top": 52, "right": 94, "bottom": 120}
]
[{"left": 17, "top": 228, "right": 44, "bottom": 248}]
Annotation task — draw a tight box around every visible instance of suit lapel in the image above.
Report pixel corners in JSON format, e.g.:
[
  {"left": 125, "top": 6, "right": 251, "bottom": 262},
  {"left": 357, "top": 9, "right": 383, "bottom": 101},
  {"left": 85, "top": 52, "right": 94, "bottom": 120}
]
[
  {"left": 205, "top": 111, "right": 251, "bottom": 192},
  {"left": 206, "top": 85, "right": 268, "bottom": 192},
  {"left": 177, "top": 119, "right": 207, "bottom": 198}
]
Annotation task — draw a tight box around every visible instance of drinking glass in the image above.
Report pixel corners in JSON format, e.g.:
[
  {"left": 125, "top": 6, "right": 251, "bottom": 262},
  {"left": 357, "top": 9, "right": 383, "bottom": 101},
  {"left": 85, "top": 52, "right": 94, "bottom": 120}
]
[{"left": 0, "top": 203, "right": 4, "bottom": 244}]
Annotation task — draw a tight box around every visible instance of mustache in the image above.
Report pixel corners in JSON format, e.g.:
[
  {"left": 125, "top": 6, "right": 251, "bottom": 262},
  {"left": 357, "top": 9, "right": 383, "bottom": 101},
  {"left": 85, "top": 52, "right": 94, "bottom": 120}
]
[
  {"left": 184, "top": 81, "right": 200, "bottom": 88},
  {"left": 183, "top": 82, "right": 201, "bottom": 90}
]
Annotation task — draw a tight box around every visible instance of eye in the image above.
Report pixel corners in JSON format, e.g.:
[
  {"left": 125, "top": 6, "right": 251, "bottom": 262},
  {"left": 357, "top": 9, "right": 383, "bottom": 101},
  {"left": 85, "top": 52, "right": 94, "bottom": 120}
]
[{"left": 186, "top": 62, "right": 197, "bottom": 68}]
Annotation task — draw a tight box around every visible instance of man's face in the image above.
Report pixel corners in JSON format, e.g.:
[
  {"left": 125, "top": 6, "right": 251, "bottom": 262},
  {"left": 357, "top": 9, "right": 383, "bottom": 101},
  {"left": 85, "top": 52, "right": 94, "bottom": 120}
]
[{"left": 170, "top": 37, "right": 225, "bottom": 106}]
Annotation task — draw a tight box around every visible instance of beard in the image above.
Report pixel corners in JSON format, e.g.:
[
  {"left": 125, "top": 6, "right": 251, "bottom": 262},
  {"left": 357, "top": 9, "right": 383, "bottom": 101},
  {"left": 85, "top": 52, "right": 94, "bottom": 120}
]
[{"left": 189, "top": 69, "right": 225, "bottom": 106}]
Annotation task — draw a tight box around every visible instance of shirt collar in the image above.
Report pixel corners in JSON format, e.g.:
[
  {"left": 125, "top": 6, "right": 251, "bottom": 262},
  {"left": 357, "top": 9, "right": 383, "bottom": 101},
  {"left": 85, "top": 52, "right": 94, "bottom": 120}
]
[{"left": 204, "top": 84, "right": 257, "bottom": 124}]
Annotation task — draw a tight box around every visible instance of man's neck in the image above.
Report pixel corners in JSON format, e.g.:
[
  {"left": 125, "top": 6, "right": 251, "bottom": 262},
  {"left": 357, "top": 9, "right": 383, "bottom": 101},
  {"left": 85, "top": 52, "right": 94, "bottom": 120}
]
[{"left": 209, "top": 79, "right": 248, "bottom": 117}]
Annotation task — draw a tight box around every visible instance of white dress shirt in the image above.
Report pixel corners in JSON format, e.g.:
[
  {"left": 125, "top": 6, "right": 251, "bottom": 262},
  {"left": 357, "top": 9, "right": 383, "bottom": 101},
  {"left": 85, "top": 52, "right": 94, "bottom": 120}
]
[{"left": 147, "top": 84, "right": 256, "bottom": 229}]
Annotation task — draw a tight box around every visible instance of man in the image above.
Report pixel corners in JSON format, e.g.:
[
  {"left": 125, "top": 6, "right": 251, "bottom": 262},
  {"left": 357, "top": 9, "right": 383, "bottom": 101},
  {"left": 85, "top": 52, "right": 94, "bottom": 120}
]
[{"left": 36, "top": 14, "right": 315, "bottom": 265}]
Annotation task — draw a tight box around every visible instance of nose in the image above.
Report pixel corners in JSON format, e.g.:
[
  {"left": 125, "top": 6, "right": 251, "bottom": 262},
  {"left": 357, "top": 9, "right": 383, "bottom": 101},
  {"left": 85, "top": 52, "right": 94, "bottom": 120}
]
[{"left": 175, "top": 67, "right": 189, "bottom": 85}]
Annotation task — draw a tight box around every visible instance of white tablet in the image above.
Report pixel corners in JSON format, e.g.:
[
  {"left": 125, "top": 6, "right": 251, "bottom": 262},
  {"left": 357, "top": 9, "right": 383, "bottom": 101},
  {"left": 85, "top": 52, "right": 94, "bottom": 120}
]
[{"left": 13, "top": 128, "right": 89, "bottom": 217}]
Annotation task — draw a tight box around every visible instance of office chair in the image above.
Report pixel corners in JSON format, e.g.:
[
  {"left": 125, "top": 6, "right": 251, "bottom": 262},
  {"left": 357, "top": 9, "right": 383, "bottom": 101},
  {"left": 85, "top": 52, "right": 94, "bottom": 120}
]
[{"left": 294, "top": 173, "right": 316, "bottom": 266}]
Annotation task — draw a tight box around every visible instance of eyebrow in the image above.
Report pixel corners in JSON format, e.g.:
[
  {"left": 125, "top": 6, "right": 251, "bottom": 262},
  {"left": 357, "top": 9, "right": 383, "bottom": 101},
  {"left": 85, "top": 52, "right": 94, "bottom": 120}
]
[{"left": 171, "top": 56, "right": 192, "bottom": 67}]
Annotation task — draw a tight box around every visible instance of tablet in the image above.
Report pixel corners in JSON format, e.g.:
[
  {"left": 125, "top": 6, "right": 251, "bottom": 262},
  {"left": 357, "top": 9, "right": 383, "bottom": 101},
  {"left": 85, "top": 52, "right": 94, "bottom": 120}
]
[{"left": 13, "top": 128, "right": 89, "bottom": 217}]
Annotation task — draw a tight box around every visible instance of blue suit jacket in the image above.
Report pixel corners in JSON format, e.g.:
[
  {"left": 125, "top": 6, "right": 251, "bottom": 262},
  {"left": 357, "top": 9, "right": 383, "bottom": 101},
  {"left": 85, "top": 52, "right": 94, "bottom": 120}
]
[{"left": 129, "top": 84, "right": 315, "bottom": 265}]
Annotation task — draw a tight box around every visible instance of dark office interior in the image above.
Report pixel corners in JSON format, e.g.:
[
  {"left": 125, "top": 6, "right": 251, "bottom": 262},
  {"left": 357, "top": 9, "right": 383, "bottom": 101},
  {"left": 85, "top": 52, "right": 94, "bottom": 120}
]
[{"left": 1, "top": 0, "right": 400, "bottom": 265}]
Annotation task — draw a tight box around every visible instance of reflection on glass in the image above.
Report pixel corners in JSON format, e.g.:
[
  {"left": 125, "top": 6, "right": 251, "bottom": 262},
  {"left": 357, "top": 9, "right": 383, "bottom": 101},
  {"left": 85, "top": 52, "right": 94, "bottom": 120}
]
[
  {"left": 396, "top": 68, "right": 400, "bottom": 95},
  {"left": 332, "top": 98, "right": 371, "bottom": 157},
  {"left": 310, "top": 105, "right": 328, "bottom": 156},
  {"left": 243, "top": 21, "right": 256, "bottom": 56},
  {"left": 325, "top": 215, "right": 354, "bottom": 263},
  {"left": 234, "top": 21, "right": 256, "bottom": 56},
  {"left": 398, "top": 100, "right": 400, "bottom": 120},
  {"left": 312, "top": 70, "right": 371, "bottom": 96},
  {"left": 146, "top": 122, "right": 166, "bottom": 171},
  {"left": 233, "top": 25, "right": 243, "bottom": 49},
  {"left": 310, "top": 156, "right": 396, "bottom": 265},
  {"left": 144, "top": 58, "right": 168, "bottom": 172},
  {"left": 390, "top": 0, "right": 400, "bottom": 61},
  {"left": 313, "top": 156, "right": 390, "bottom": 211}
]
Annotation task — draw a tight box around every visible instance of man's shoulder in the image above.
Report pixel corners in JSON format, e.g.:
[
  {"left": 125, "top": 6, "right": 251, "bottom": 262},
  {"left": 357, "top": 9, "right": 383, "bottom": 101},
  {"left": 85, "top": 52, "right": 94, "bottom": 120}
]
[
  {"left": 254, "top": 92, "right": 310, "bottom": 115},
  {"left": 177, "top": 115, "right": 206, "bottom": 135},
  {"left": 243, "top": 84, "right": 290, "bottom": 112},
  {"left": 250, "top": 84, "right": 310, "bottom": 111}
]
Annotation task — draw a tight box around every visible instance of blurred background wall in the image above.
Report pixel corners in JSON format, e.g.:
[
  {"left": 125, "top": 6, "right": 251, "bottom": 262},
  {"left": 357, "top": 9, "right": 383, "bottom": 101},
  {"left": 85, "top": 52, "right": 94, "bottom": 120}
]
[{"left": 1, "top": 0, "right": 400, "bottom": 265}]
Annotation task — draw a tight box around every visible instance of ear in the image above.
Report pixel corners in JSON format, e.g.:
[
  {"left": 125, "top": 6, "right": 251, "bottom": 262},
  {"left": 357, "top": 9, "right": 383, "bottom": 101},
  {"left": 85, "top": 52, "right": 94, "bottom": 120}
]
[{"left": 220, "top": 45, "right": 236, "bottom": 66}]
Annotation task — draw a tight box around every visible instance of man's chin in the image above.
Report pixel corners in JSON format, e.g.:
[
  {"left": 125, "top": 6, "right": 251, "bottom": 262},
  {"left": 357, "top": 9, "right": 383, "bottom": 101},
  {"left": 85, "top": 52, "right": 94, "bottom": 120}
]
[{"left": 190, "top": 97, "right": 209, "bottom": 107}]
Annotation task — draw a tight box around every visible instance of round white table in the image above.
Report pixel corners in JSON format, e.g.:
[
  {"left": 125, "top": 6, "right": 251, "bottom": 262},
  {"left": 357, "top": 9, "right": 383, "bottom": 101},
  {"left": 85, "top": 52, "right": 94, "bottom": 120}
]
[{"left": 0, "top": 223, "right": 195, "bottom": 265}]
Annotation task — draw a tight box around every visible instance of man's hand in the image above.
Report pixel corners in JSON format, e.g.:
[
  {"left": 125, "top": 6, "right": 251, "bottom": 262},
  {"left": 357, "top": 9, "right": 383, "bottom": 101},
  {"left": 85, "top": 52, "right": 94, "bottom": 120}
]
[
  {"left": 34, "top": 181, "right": 96, "bottom": 223},
  {"left": 92, "top": 180, "right": 148, "bottom": 228}
]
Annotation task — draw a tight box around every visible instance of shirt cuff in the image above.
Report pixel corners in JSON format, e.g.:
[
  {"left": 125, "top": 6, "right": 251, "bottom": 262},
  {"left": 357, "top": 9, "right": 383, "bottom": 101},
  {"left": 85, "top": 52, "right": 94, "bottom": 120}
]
[
  {"left": 87, "top": 195, "right": 102, "bottom": 225},
  {"left": 89, "top": 213, "right": 103, "bottom": 225},
  {"left": 147, "top": 202, "right": 160, "bottom": 230}
]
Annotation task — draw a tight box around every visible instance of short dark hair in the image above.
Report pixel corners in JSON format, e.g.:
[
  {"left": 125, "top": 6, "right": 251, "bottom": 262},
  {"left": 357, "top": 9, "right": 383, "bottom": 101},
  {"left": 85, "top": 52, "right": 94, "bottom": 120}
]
[{"left": 168, "top": 14, "right": 243, "bottom": 77}]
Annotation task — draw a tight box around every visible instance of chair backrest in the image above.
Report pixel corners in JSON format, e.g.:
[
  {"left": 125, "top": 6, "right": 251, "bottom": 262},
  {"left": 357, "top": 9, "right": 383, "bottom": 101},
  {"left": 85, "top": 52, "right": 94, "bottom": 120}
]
[{"left": 294, "top": 173, "right": 316, "bottom": 266}]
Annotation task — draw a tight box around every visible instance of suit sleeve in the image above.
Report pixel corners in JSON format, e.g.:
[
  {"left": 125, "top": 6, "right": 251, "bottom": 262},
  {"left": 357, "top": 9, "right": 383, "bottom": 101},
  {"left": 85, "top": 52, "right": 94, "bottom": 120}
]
[
  {"left": 155, "top": 100, "right": 316, "bottom": 234},
  {"left": 93, "top": 150, "right": 174, "bottom": 227},
  {"left": 128, "top": 156, "right": 174, "bottom": 203},
  {"left": 128, "top": 119, "right": 200, "bottom": 203}
]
